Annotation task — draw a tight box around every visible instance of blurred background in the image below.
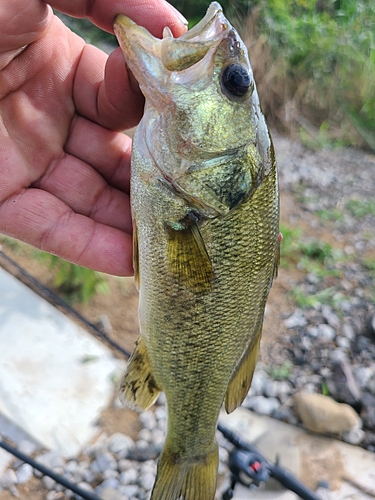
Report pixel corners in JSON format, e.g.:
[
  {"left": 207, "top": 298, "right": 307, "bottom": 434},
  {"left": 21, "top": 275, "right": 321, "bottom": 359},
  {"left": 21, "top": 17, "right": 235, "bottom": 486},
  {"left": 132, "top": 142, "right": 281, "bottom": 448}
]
[
  {"left": 1, "top": 2, "right": 375, "bottom": 498},
  {"left": 59, "top": 0, "right": 375, "bottom": 152}
]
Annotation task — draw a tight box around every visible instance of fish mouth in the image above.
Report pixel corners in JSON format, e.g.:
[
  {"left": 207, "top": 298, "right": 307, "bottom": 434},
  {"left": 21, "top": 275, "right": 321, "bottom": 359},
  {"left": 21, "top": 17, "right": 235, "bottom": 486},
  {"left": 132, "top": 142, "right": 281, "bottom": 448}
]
[{"left": 114, "top": 2, "right": 230, "bottom": 73}]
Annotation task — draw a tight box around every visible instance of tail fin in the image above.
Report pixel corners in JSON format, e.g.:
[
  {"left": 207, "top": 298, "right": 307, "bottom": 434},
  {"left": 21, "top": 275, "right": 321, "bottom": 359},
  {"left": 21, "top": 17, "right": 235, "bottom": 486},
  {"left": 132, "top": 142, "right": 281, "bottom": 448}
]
[{"left": 151, "top": 442, "right": 218, "bottom": 500}]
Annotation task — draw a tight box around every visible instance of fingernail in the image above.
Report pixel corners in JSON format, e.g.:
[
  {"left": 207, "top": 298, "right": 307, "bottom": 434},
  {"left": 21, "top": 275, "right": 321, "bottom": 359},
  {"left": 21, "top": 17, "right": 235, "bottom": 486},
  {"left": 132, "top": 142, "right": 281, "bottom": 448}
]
[{"left": 162, "top": 0, "right": 189, "bottom": 26}]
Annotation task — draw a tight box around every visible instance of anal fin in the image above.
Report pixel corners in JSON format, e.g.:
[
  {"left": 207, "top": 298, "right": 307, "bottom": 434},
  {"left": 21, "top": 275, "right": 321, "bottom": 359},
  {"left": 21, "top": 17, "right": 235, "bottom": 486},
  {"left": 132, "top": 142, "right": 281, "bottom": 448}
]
[
  {"left": 119, "top": 336, "right": 161, "bottom": 411},
  {"left": 225, "top": 321, "right": 263, "bottom": 413}
]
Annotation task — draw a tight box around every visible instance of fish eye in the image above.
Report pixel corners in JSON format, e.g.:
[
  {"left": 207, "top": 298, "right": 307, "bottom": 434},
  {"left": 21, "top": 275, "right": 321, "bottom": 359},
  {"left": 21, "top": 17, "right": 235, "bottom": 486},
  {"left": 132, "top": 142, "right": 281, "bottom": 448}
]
[{"left": 221, "top": 64, "right": 253, "bottom": 98}]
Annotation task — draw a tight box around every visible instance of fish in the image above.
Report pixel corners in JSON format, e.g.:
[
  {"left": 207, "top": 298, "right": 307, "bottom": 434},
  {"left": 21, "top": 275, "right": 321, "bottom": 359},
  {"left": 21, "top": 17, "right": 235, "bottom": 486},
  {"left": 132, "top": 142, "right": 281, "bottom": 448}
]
[{"left": 113, "top": 3, "right": 280, "bottom": 499}]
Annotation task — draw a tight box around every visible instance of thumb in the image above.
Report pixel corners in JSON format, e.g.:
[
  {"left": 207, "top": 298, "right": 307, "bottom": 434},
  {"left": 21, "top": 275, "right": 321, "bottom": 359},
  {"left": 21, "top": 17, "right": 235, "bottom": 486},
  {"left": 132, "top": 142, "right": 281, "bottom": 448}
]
[{"left": 0, "top": 0, "right": 51, "bottom": 69}]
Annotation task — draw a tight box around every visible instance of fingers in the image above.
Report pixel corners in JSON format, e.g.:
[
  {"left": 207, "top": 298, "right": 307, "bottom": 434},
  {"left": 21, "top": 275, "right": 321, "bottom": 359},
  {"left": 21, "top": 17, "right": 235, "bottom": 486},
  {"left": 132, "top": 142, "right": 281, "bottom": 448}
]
[
  {"left": 32, "top": 151, "right": 132, "bottom": 234},
  {"left": 0, "top": 189, "right": 133, "bottom": 276},
  {"left": 47, "top": 0, "right": 188, "bottom": 38},
  {"left": 65, "top": 116, "right": 132, "bottom": 192},
  {"left": 0, "top": 0, "right": 51, "bottom": 69},
  {"left": 73, "top": 44, "right": 145, "bottom": 131}
]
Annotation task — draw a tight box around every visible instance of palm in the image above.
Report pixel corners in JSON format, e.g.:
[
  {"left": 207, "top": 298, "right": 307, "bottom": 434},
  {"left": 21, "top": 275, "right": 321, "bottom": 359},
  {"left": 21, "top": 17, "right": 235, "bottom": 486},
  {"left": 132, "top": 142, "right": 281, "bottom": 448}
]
[{"left": 0, "top": 0, "right": 186, "bottom": 275}]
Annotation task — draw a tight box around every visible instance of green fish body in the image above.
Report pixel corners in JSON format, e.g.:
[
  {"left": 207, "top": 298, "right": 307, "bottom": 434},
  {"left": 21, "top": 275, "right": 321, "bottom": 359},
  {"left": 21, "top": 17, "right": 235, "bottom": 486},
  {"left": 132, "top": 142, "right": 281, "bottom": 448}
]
[{"left": 114, "top": 3, "right": 279, "bottom": 499}]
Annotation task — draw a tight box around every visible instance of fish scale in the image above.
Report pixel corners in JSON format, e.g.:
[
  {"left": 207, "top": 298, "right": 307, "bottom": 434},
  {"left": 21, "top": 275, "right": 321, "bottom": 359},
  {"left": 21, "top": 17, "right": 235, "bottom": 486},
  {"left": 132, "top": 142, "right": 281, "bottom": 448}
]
[{"left": 114, "top": 3, "right": 279, "bottom": 499}]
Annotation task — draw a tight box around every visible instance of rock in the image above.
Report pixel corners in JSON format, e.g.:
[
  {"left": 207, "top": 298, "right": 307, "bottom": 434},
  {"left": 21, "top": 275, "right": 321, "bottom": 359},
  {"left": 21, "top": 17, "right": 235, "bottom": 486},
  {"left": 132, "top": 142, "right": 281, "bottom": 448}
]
[
  {"left": 77, "top": 481, "right": 94, "bottom": 493},
  {"left": 0, "top": 470, "right": 17, "bottom": 488},
  {"left": 322, "top": 306, "right": 340, "bottom": 329},
  {"left": 16, "top": 464, "right": 33, "bottom": 484},
  {"left": 154, "top": 406, "right": 167, "bottom": 423},
  {"left": 328, "top": 356, "right": 361, "bottom": 405},
  {"left": 249, "top": 370, "right": 268, "bottom": 395},
  {"left": 118, "top": 459, "right": 134, "bottom": 472},
  {"left": 135, "top": 439, "right": 148, "bottom": 450},
  {"left": 342, "top": 323, "right": 355, "bottom": 340},
  {"left": 139, "top": 411, "right": 157, "bottom": 430},
  {"left": 103, "top": 469, "right": 119, "bottom": 480},
  {"left": 336, "top": 336, "right": 350, "bottom": 350},
  {"left": 99, "top": 486, "right": 128, "bottom": 500},
  {"left": 18, "top": 440, "right": 38, "bottom": 456},
  {"left": 263, "top": 380, "right": 278, "bottom": 398},
  {"left": 342, "top": 426, "right": 366, "bottom": 445},
  {"left": 354, "top": 366, "right": 375, "bottom": 390},
  {"left": 96, "top": 478, "right": 120, "bottom": 497},
  {"left": 365, "top": 313, "right": 375, "bottom": 338},
  {"left": 294, "top": 392, "right": 359, "bottom": 434},
  {"left": 274, "top": 380, "right": 293, "bottom": 403},
  {"left": 247, "top": 395, "right": 280, "bottom": 415},
  {"left": 36, "top": 451, "right": 65, "bottom": 470},
  {"left": 138, "top": 428, "right": 152, "bottom": 443},
  {"left": 121, "top": 484, "right": 139, "bottom": 498},
  {"left": 92, "top": 451, "right": 117, "bottom": 473},
  {"left": 318, "top": 324, "right": 336, "bottom": 342},
  {"left": 284, "top": 309, "right": 308, "bottom": 329},
  {"left": 151, "top": 428, "right": 165, "bottom": 448},
  {"left": 107, "top": 433, "right": 135, "bottom": 455},
  {"left": 361, "top": 392, "right": 375, "bottom": 429},
  {"left": 119, "top": 467, "right": 138, "bottom": 485},
  {"left": 138, "top": 472, "right": 155, "bottom": 491},
  {"left": 42, "top": 475, "right": 56, "bottom": 490}
]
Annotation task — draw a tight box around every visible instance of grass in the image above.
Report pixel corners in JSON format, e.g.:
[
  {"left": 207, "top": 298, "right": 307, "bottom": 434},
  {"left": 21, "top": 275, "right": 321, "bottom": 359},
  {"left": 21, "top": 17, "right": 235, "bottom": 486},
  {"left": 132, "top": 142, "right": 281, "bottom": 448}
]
[
  {"left": 345, "top": 199, "right": 375, "bottom": 218},
  {"left": 290, "top": 285, "right": 342, "bottom": 309},
  {"left": 36, "top": 253, "right": 110, "bottom": 304},
  {"left": 280, "top": 223, "right": 341, "bottom": 274},
  {"left": 265, "top": 361, "right": 293, "bottom": 381}
]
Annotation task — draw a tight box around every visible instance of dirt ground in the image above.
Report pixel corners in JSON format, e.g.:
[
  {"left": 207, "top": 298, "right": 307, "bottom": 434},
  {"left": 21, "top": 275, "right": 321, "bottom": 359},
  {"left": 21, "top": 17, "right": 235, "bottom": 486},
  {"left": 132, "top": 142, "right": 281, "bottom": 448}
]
[{"left": 1, "top": 135, "right": 374, "bottom": 499}]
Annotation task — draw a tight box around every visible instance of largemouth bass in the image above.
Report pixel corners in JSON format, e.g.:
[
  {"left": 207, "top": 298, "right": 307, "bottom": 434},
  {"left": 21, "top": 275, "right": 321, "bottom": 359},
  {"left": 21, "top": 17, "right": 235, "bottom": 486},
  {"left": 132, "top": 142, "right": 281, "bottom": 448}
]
[{"left": 114, "top": 3, "right": 279, "bottom": 499}]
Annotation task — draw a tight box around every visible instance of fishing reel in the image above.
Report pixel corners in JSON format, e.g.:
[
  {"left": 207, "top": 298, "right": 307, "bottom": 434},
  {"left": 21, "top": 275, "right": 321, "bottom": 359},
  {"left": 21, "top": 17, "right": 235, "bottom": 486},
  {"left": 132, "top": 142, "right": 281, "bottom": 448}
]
[
  {"left": 222, "top": 449, "right": 270, "bottom": 500},
  {"left": 218, "top": 422, "right": 322, "bottom": 500}
]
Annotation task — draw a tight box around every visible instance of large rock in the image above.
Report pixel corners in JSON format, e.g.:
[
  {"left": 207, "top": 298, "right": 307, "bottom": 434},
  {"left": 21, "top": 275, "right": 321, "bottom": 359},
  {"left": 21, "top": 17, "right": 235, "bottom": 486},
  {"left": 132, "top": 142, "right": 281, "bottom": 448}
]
[{"left": 294, "top": 392, "right": 359, "bottom": 434}]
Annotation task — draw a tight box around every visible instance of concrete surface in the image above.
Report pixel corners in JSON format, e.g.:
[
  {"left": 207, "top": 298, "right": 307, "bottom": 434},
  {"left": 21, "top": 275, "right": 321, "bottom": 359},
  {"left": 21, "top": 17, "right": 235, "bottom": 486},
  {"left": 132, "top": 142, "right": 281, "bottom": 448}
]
[
  {"left": 0, "top": 267, "right": 126, "bottom": 460},
  {"left": 220, "top": 408, "right": 375, "bottom": 499}
]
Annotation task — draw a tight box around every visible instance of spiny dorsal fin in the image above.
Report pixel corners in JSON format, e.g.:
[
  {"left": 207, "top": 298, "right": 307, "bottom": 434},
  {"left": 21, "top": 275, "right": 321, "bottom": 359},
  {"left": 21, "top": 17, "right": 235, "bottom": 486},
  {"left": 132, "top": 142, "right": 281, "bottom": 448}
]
[
  {"left": 166, "top": 222, "right": 213, "bottom": 294},
  {"left": 119, "top": 336, "right": 161, "bottom": 411},
  {"left": 225, "top": 320, "right": 263, "bottom": 413}
]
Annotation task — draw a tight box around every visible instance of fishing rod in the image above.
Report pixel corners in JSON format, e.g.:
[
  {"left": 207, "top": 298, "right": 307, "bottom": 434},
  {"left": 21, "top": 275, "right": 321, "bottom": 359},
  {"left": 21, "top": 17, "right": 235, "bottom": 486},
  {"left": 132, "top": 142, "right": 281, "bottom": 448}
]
[
  {"left": 0, "top": 439, "right": 102, "bottom": 500},
  {"left": 218, "top": 422, "right": 322, "bottom": 500},
  {"left": 0, "top": 249, "right": 321, "bottom": 500}
]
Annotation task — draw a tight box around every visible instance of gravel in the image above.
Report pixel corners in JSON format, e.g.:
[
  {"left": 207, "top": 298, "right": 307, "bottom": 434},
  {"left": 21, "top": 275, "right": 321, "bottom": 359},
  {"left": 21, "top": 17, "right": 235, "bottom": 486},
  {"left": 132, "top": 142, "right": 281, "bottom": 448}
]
[{"left": 1, "top": 136, "right": 374, "bottom": 497}]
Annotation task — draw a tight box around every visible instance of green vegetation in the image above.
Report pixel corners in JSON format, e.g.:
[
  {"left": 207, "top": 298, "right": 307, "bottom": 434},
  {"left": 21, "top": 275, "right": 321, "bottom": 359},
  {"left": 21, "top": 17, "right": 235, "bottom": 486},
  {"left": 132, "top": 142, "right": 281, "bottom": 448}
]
[
  {"left": 290, "top": 285, "right": 342, "bottom": 309},
  {"left": 171, "top": 0, "right": 375, "bottom": 151},
  {"left": 56, "top": 0, "right": 374, "bottom": 150},
  {"left": 315, "top": 206, "right": 344, "bottom": 223},
  {"left": 280, "top": 223, "right": 342, "bottom": 275},
  {"left": 265, "top": 360, "right": 293, "bottom": 380},
  {"left": 249, "top": 0, "right": 375, "bottom": 150},
  {"left": 37, "top": 253, "right": 109, "bottom": 304},
  {"left": 345, "top": 199, "right": 375, "bottom": 218},
  {"left": 321, "top": 380, "right": 330, "bottom": 396}
]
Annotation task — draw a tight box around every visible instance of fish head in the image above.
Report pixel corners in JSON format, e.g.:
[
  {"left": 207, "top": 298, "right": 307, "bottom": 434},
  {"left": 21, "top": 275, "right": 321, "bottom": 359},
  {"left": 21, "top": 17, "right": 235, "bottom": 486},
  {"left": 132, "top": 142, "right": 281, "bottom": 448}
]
[{"left": 114, "top": 2, "right": 271, "bottom": 165}]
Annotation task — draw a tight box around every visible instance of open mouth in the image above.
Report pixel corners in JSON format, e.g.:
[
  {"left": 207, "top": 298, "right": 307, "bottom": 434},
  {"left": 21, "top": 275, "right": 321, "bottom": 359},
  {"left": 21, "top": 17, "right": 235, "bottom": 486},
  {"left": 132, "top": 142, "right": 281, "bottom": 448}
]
[{"left": 114, "top": 2, "right": 230, "bottom": 72}]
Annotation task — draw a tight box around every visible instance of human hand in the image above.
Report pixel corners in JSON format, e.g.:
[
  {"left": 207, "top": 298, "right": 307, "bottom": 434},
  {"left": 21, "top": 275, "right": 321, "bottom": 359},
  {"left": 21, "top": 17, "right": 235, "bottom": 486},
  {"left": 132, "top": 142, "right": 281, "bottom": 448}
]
[{"left": 0, "top": 0, "right": 187, "bottom": 275}]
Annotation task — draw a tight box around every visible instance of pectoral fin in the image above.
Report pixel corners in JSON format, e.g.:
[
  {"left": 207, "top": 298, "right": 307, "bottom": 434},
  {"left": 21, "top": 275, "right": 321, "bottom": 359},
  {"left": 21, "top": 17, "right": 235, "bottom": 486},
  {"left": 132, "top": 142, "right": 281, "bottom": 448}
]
[
  {"left": 225, "top": 321, "right": 263, "bottom": 413},
  {"left": 166, "top": 222, "right": 213, "bottom": 294},
  {"left": 119, "top": 336, "right": 161, "bottom": 411}
]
